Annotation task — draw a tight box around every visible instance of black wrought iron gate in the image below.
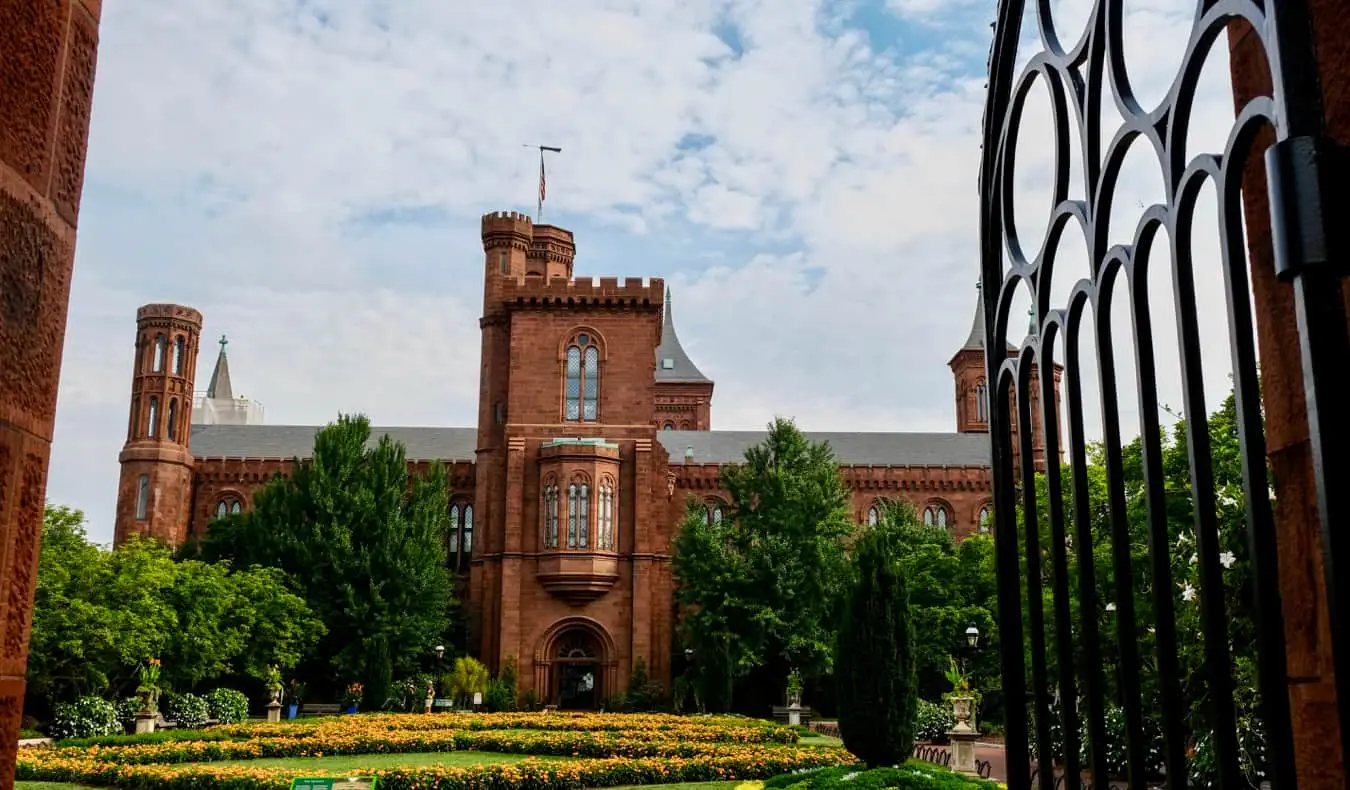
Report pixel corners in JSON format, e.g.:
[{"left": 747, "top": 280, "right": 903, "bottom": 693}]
[{"left": 979, "top": 2, "right": 1350, "bottom": 789}]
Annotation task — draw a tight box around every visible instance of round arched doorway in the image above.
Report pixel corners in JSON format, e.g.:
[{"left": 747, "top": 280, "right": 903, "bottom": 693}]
[
  {"left": 554, "top": 630, "right": 601, "bottom": 709},
  {"left": 535, "top": 618, "right": 617, "bottom": 710}
]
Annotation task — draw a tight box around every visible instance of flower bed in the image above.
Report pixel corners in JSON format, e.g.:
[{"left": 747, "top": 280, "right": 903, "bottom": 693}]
[
  {"left": 763, "top": 764, "right": 1001, "bottom": 790},
  {"left": 21, "top": 712, "right": 851, "bottom": 790}
]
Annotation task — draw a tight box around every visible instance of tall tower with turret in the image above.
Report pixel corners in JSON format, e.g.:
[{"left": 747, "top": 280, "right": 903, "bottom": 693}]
[
  {"left": 949, "top": 283, "right": 1063, "bottom": 473},
  {"left": 114, "top": 304, "right": 203, "bottom": 547}
]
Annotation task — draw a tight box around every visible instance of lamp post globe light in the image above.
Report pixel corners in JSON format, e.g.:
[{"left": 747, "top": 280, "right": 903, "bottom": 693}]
[
  {"left": 434, "top": 645, "right": 446, "bottom": 659},
  {"left": 965, "top": 625, "right": 980, "bottom": 649}
]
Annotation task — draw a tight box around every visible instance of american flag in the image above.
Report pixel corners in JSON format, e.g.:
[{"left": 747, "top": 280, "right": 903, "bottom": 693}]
[{"left": 539, "top": 155, "right": 547, "bottom": 204}]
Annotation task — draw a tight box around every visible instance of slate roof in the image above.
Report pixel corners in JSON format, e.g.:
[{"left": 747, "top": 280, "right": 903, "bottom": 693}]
[
  {"left": 654, "top": 288, "right": 711, "bottom": 384},
  {"left": 958, "top": 282, "right": 1020, "bottom": 356},
  {"left": 206, "top": 338, "right": 234, "bottom": 400},
  {"left": 189, "top": 424, "right": 991, "bottom": 467}
]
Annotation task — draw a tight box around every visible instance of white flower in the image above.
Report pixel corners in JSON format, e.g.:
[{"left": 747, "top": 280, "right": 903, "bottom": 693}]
[
  {"left": 1190, "top": 554, "right": 1198, "bottom": 565},
  {"left": 1180, "top": 583, "right": 1197, "bottom": 602},
  {"left": 1219, "top": 551, "right": 1236, "bottom": 569},
  {"left": 841, "top": 772, "right": 860, "bottom": 781},
  {"left": 1218, "top": 492, "right": 1239, "bottom": 509}
]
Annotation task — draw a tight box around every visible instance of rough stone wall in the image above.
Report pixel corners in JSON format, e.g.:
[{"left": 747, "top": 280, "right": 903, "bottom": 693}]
[{"left": 0, "top": 0, "right": 102, "bottom": 782}]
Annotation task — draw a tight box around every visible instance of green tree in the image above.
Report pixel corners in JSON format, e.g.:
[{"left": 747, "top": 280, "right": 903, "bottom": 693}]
[
  {"left": 27, "top": 507, "right": 323, "bottom": 708},
  {"left": 836, "top": 517, "right": 918, "bottom": 767},
  {"left": 194, "top": 414, "right": 458, "bottom": 698},
  {"left": 672, "top": 418, "right": 853, "bottom": 710}
]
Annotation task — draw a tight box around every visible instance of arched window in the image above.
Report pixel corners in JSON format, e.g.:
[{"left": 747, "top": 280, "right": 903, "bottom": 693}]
[
  {"left": 215, "top": 497, "right": 243, "bottom": 518},
  {"left": 166, "top": 399, "right": 178, "bottom": 441},
  {"left": 136, "top": 475, "right": 150, "bottom": 520},
  {"left": 147, "top": 397, "right": 159, "bottom": 438},
  {"left": 578, "top": 483, "right": 590, "bottom": 548},
  {"left": 924, "top": 503, "right": 950, "bottom": 529},
  {"left": 461, "top": 504, "right": 474, "bottom": 560},
  {"left": 599, "top": 480, "right": 615, "bottom": 549},
  {"left": 979, "top": 505, "right": 992, "bottom": 533},
  {"left": 172, "top": 336, "right": 185, "bottom": 375},
  {"left": 662, "top": 422, "right": 674, "bottom": 431},
  {"left": 975, "top": 379, "right": 988, "bottom": 422},
  {"left": 543, "top": 483, "right": 560, "bottom": 548},
  {"left": 705, "top": 500, "right": 724, "bottom": 525},
  {"left": 447, "top": 503, "right": 473, "bottom": 568},
  {"left": 567, "top": 484, "right": 579, "bottom": 548},
  {"left": 129, "top": 396, "right": 140, "bottom": 439},
  {"left": 867, "top": 506, "right": 880, "bottom": 526},
  {"left": 152, "top": 335, "right": 166, "bottom": 372},
  {"left": 564, "top": 333, "right": 600, "bottom": 422}
]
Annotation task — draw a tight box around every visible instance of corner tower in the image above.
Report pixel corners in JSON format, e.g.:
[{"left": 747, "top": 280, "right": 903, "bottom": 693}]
[
  {"left": 114, "top": 304, "right": 203, "bottom": 547},
  {"left": 948, "top": 283, "right": 1064, "bottom": 473},
  {"left": 654, "top": 288, "right": 714, "bottom": 430}
]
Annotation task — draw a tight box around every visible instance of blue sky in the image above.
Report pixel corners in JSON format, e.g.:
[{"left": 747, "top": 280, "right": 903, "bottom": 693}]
[{"left": 51, "top": 0, "right": 1236, "bottom": 544}]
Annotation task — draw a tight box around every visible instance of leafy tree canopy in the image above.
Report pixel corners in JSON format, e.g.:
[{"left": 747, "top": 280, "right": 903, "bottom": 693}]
[{"left": 192, "top": 414, "right": 459, "bottom": 697}]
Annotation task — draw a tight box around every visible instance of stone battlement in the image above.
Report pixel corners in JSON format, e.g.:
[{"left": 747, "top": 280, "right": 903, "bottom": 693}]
[
  {"left": 499, "top": 276, "right": 665, "bottom": 307},
  {"left": 136, "top": 303, "right": 203, "bottom": 326}
]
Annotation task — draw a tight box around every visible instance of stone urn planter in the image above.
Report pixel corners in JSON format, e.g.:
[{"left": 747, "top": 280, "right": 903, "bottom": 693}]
[
  {"left": 946, "top": 695, "right": 978, "bottom": 776},
  {"left": 949, "top": 695, "right": 975, "bottom": 733},
  {"left": 137, "top": 689, "right": 157, "bottom": 716}
]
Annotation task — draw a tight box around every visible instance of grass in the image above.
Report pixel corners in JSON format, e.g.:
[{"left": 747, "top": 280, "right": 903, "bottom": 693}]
[
  {"left": 17, "top": 784, "right": 98, "bottom": 790},
  {"left": 797, "top": 733, "right": 844, "bottom": 748}
]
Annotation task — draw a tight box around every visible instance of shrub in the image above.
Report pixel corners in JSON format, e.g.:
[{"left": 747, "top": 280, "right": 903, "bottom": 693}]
[
  {"left": 914, "top": 700, "right": 955, "bottom": 743},
  {"left": 836, "top": 523, "right": 918, "bottom": 767},
  {"left": 115, "top": 697, "right": 140, "bottom": 733},
  {"left": 49, "top": 697, "right": 120, "bottom": 740},
  {"left": 626, "top": 656, "right": 664, "bottom": 711},
  {"left": 162, "top": 692, "right": 210, "bottom": 729},
  {"left": 205, "top": 689, "right": 249, "bottom": 724}
]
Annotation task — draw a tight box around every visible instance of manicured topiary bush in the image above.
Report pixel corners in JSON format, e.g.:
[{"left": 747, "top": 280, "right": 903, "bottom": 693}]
[
  {"left": 205, "top": 688, "right": 249, "bottom": 724},
  {"left": 836, "top": 521, "right": 918, "bottom": 767},
  {"left": 49, "top": 696, "right": 120, "bottom": 740}
]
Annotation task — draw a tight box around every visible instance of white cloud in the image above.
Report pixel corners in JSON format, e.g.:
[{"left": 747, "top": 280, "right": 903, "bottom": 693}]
[{"left": 50, "top": 0, "right": 1248, "bottom": 543}]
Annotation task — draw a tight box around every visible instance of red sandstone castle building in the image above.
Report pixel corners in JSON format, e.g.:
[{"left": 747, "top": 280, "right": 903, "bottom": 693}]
[{"left": 112, "top": 210, "right": 1060, "bottom": 708}]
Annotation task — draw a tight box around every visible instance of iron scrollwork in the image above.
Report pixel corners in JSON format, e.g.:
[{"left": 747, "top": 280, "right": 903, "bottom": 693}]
[{"left": 979, "top": 1, "right": 1343, "bottom": 789}]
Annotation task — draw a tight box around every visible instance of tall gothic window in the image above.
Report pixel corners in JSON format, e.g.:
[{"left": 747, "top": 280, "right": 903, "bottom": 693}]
[
  {"left": 979, "top": 505, "right": 992, "bottom": 533},
  {"left": 564, "top": 333, "right": 600, "bottom": 422},
  {"left": 543, "top": 483, "right": 560, "bottom": 548},
  {"left": 867, "top": 505, "right": 880, "bottom": 526},
  {"left": 136, "top": 475, "right": 150, "bottom": 520},
  {"left": 215, "top": 497, "right": 243, "bottom": 518},
  {"left": 152, "top": 335, "right": 166, "bottom": 372},
  {"left": 975, "top": 379, "right": 988, "bottom": 422},
  {"left": 172, "top": 336, "right": 185, "bottom": 375},
  {"left": 599, "top": 480, "right": 615, "bottom": 549},
  {"left": 924, "top": 503, "right": 950, "bottom": 529},
  {"left": 567, "top": 484, "right": 579, "bottom": 547},
  {"left": 578, "top": 484, "right": 590, "bottom": 548},
  {"left": 147, "top": 397, "right": 159, "bottom": 439},
  {"left": 705, "top": 500, "right": 724, "bottom": 525},
  {"left": 166, "top": 399, "right": 178, "bottom": 441},
  {"left": 448, "top": 503, "right": 474, "bottom": 569}
]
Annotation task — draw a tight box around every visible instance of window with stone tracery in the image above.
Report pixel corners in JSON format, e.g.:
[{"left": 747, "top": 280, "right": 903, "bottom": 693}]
[
  {"left": 923, "top": 503, "right": 950, "bottom": 529},
  {"left": 543, "top": 481, "right": 560, "bottom": 548},
  {"left": 564, "top": 333, "right": 600, "bottom": 422},
  {"left": 867, "top": 505, "right": 880, "bottom": 526},
  {"left": 705, "top": 499, "right": 724, "bottom": 525},
  {"left": 448, "top": 502, "right": 473, "bottom": 569},
  {"left": 978, "top": 505, "right": 992, "bottom": 533},
  {"left": 215, "top": 497, "right": 243, "bottom": 518},
  {"left": 567, "top": 482, "right": 593, "bottom": 548}
]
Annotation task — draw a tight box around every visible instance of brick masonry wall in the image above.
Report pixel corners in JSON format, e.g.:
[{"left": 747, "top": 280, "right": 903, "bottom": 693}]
[{"left": 0, "top": 0, "right": 102, "bottom": 783}]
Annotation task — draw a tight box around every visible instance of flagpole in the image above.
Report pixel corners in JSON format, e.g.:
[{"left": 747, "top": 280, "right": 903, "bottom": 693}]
[{"left": 525, "top": 144, "right": 562, "bottom": 223}]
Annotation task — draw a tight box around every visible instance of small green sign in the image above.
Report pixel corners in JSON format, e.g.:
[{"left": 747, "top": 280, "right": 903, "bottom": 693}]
[{"left": 291, "top": 778, "right": 377, "bottom": 790}]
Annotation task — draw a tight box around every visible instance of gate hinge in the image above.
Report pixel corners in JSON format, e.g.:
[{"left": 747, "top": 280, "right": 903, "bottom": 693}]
[{"left": 1266, "top": 135, "right": 1350, "bottom": 283}]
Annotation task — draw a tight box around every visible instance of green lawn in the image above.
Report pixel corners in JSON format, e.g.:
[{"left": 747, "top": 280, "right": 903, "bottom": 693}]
[
  {"left": 17, "top": 784, "right": 98, "bottom": 790},
  {"left": 797, "top": 733, "right": 843, "bottom": 748}
]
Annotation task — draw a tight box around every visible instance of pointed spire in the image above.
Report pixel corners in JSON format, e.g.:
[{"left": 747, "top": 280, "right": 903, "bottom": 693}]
[
  {"left": 655, "top": 287, "right": 711, "bottom": 383},
  {"left": 206, "top": 334, "right": 234, "bottom": 400},
  {"left": 960, "top": 281, "right": 986, "bottom": 351}
]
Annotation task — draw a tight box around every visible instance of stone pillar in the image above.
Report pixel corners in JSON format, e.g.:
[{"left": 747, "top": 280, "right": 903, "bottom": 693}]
[
  {"left": 134, "top": 713, "right": 155, "bottom": 735},
  {"left": 787, "top": 702, "right": 801, "bottom": 727},
  {"left": 266, "top": 701, "right": 281, "bottom": 723},
  {"left": 947, "top": 696, "right": 978, "bottom": 776},
  {"left": 0, "top": 0, "right": 103, "bottom": 785},
  {"left": 1229, "top": 8, "right": 1348, "bottom": 786}
]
